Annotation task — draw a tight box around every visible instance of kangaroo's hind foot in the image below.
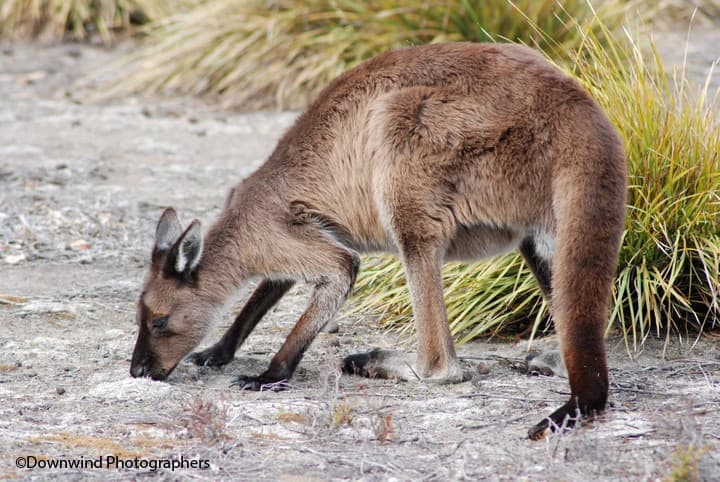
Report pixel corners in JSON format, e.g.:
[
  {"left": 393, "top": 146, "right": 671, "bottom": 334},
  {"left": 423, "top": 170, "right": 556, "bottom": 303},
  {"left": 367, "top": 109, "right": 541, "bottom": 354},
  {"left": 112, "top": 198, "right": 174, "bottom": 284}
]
[{"left": 342, "top": 349, "right": 471, "bottom": 384}]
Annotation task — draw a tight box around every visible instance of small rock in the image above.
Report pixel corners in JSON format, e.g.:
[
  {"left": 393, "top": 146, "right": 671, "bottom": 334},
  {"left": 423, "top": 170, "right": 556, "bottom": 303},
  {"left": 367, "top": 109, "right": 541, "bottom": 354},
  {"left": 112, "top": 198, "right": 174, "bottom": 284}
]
[
  {"left": 4, "top": 253, "right": 26, "bottom": 264},
  {"left": 78, "top": 254, "right": 94, "bottom": 265},
  {"left": 323, "top": 320, "right": 340, "bottom": 334},
  {"left": 56, "top": 387, "right": 66, "bottom": 395},
  {"left": 475, "top": 362, "right": 491, "bottom": 375},
  {"left": 98, "top": 212, "right": 111, "bottom": 226}
]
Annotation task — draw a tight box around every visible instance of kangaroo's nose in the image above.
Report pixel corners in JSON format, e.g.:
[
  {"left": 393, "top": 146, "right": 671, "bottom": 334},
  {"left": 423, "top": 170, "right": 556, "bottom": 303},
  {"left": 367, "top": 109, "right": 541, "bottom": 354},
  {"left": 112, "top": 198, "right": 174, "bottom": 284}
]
[{"left": 130, "top": 362, "right": 148, "bottom": 378}]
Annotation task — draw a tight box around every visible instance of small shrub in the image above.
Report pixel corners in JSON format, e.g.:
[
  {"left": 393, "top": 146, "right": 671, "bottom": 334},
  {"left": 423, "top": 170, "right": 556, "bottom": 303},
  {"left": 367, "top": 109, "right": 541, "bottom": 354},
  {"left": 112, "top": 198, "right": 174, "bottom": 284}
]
[
  {"left": 177, "top": 395, "right": 229, "bottom": 445},
  {"left": 666, "top": 443, "right": 708, "bottom": 482},
  {"left": 328, "top": 401, "right": 355, "bottom": 428},
  {"left": 374, "top": 413, "right": 395, "bottom": 443}
]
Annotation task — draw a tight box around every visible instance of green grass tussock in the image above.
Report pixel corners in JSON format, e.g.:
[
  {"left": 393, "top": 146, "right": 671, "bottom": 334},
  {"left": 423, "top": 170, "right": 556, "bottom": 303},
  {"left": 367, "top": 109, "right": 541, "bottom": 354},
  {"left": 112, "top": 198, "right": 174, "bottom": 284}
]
[
  {"left": 353, "top": 254, "right": 548, "bottom": 345},
  {"left": 113, "top": 0, "right": 631, "bottom": 109},
  {"left": 0, "top": 0, "right": 174, "bottom": 43},
  {"left": 575, "top": 28, "right": 720, "bottom": 350}
]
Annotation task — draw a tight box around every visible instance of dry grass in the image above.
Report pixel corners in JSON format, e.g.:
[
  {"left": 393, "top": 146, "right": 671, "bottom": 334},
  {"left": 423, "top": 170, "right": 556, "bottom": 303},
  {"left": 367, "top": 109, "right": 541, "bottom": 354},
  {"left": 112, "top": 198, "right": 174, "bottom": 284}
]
[
  {"left": 575, "top": 27, "right": 720, "bottom": 350},
  {"left": 110, "top": 0, "right": 633, "bottom": 109},
  {"left": 177, "top": 395, "right": 230, "bottom": 445},
  {"left": 0, "top": 0, "right": 178, "bottom": 43},
  {"left": 666, "top": 443, "right": 708, "bottom": 482},
  {"left": 25, "top": 432, "right": 175, "bottom": 458}
]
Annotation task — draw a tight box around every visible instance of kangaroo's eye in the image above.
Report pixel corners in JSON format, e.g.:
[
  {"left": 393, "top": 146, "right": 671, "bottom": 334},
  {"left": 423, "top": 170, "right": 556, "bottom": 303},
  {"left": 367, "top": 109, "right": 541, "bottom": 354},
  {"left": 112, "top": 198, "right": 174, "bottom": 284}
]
[{"left": 151, "top": 316, "right": 170, "bottom": 333}]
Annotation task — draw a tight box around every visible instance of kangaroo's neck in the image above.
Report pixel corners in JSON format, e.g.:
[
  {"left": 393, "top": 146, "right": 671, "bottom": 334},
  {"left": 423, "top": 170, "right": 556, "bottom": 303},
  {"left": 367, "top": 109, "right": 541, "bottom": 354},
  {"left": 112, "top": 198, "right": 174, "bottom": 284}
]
[{"left": 194, "top": 174, "right": 284, "bottom": 303}]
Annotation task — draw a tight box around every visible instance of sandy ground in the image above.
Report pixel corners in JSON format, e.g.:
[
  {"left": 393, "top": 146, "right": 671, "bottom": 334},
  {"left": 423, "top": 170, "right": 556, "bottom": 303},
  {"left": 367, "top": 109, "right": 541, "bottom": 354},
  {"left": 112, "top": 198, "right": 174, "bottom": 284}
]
[{"left": 1, "top": 33, "right": 719, "bottom": 481}]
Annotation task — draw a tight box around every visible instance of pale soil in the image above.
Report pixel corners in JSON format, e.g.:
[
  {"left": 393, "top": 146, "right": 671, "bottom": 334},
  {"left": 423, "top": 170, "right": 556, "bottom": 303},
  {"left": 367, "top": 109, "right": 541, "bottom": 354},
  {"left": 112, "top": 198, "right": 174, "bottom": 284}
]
[{"left": 1, "top": 33, "right": 719, "bottom": 481}]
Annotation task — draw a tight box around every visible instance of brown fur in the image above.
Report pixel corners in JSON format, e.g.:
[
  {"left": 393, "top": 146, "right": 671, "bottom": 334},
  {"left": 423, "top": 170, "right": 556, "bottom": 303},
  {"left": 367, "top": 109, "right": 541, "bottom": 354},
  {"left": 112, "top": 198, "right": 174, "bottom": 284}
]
[{"left": 130, "top": 42, "right": 627, "bottom": 438}]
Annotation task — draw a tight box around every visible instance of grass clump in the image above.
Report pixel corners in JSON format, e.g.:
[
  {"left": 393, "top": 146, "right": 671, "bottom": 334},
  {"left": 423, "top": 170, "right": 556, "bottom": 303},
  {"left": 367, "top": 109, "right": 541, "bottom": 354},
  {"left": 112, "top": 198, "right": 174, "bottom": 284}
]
[
  {"left": 351, "top": 24, "right": 720, "bottom": 349},
  {"left": 113, "top": 0, "right": 631, "bottom": 109},
  {"left": 353, "top": 254, "right": 547, "bottom": 344},
  {"left": 666, "top": 443, "right": 708, "bottom": 482},
  {"left": 328, "top": 401, "right": 355, "bottom": 428},
  {"left": 0, "top": 0, "right": 175, "bottom": 43},
  {"left": 573, "top": 26, "right": 720, "bottom": 350}
]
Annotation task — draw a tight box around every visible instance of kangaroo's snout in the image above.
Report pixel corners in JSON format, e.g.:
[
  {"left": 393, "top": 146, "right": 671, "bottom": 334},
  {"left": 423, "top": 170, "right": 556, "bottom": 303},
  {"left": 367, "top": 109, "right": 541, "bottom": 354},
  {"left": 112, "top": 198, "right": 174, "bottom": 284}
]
[
  {"left": 129, "top": 362, "right": 147, "bottom": 378},
  {"left": 130, "top": 358, "right": 169, "bottom": 380}
]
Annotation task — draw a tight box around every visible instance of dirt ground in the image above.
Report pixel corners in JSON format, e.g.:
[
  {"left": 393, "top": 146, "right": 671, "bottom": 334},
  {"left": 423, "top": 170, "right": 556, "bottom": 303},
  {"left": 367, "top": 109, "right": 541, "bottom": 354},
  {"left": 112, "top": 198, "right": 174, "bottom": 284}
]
[{"left": 1, "top": 32, "right": 719, "bottom": 481}]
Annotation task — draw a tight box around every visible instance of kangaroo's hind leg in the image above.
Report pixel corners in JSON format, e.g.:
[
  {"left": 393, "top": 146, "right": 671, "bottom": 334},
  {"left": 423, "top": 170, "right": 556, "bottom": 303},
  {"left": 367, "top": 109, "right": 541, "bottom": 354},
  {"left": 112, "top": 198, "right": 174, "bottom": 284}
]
[
  {"left": 519, "top": 236, "right": 553, "bottom": 299},
  {"left": 519, "top": 235, "right": 569, "bottom": 377},
  {"left": 343, "top": 242, "right": 467, "bottom": 383},
  {"left": 343, "top": 156, "right": 467, "bottom": 383}
]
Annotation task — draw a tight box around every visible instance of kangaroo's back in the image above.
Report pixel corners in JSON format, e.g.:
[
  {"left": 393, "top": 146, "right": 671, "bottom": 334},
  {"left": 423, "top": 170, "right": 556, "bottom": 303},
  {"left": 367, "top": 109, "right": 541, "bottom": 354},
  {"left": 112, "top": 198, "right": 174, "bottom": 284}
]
[{"left": 251, "top": 42, "right": 604, "bottom": 251}]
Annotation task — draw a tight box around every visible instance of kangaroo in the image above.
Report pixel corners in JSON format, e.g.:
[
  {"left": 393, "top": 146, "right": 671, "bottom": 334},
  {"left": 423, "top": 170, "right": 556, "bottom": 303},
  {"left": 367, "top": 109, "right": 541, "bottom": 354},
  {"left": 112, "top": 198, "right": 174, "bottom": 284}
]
[{"left": 130, "top": 42, "right": 627, "bottom": 439}]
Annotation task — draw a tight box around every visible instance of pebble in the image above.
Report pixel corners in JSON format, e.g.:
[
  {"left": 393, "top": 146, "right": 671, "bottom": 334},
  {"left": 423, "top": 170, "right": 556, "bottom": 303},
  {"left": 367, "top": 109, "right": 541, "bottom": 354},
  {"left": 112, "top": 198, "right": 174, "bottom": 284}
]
[
  {"left": 4, "top": 253, "right": 26, "bottom": 264},
  {"left": 475, "top": 362, "right": 491, "bottom": 375},
  {"left": 56, "top": 387, "right": 66, "bottom": 395},
  {"left": 323, "top": 320, "right": 340, "bottom": 333}
]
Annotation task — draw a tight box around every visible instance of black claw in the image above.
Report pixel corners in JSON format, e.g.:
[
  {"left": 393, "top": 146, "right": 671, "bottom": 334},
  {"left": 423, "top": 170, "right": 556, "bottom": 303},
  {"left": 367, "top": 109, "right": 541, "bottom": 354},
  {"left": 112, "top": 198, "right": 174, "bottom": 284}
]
[
  {"left": 185, "top": 348, "right": 233, "bottom": 368},
  {"left": 528, "top": 400, "right": 588, "bottom": 440},
  {"left": 528, "top": 418, "right": 550, "bottom": 440}
]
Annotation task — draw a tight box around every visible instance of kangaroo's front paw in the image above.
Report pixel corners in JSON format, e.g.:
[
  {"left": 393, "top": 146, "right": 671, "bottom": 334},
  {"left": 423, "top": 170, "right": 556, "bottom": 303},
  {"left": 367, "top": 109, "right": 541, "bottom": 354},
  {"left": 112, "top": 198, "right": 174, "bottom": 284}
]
[
  {"left": 185, "top": 345, "right": 234, "bottom": 367},
  {"left": 230, "top": 374, "right": 289, "bottom": 392}
]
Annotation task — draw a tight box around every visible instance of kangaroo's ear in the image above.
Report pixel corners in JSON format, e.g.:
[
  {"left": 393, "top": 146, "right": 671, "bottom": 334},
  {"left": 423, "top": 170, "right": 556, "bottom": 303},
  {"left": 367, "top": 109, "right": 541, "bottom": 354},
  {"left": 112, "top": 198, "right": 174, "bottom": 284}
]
[
  {"left": 155, "top": 208, "right": 182, "bottom": 253},
  {"left": 167, "top": 220, "right": 203, "bottom": 276}
]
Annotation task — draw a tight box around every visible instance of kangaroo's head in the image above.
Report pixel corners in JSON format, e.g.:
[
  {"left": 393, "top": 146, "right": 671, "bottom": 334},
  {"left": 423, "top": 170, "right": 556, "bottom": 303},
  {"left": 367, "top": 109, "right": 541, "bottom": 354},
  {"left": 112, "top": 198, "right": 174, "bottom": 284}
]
[{"left": 130, "top": 208, "right": 212, "bottom": 380}]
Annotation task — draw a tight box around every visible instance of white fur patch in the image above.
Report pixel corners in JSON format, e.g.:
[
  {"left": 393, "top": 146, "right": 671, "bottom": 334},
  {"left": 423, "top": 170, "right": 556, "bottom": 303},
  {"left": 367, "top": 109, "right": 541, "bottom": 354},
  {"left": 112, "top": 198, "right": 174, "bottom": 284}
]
[
  {"left": 175, "top": 245, "right": 188, "bottom": 273},
  {"left": 533, "top": 230, "right": 556, "bottom": 261},
  {"left": 175, "top": 222, "right": 203, "bottom": 273}
]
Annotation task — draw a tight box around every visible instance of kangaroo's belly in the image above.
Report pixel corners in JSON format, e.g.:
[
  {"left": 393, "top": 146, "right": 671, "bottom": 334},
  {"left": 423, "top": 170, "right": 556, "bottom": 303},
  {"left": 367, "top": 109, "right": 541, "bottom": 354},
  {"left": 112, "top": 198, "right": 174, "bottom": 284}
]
[{"left": 445, "top": 224, "right": 523, "bottom": 261}]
